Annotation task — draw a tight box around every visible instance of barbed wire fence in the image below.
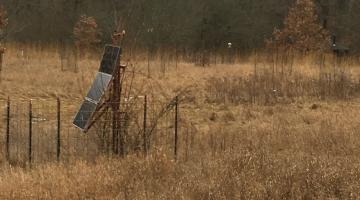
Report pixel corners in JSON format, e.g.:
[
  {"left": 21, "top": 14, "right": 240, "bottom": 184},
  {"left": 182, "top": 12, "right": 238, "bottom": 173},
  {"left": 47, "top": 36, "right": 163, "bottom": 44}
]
[{"left": 0, "top": 96, "right": 199, "bottom": 166}]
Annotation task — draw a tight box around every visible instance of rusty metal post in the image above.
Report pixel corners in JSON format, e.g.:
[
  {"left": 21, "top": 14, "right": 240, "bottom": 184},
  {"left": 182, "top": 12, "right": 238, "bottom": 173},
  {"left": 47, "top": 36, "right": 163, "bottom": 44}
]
[
  {"left": 174, "top": 96, "right": 179, "bottom": 161},
  {"left": 5, "top": 97, "right": 10, "bottom": 161},
  {"left": 28, "top": 100, "right": 33, "bottom": 164},
  {"left": 111, "top": 31, "right": 125, "bottom": 156},
  {"left": 0, "top": 49, "right": 4, "bottom": 82},
  {"left": 111, "top": 55, "right": 125, "bottom": 156},
  {"left": 143, "top": 95, "right": 148, "bottom": 156},
  {"left": 0, "top": 51, "right": 2, "bottom": 72},
  {"left": 56, "top": 98, "right": 61, "bottom": 161},
  {"left": 147, "top": 47, "right": 151, "bottom": 78},
  {"left": 112, "top": 69, "right": 120, "bottom": 155}
]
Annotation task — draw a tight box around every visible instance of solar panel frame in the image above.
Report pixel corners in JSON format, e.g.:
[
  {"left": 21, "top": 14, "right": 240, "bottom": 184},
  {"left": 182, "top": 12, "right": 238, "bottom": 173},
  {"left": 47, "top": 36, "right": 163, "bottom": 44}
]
[{"left": 73, "top": 45, "right": 122, "bottom": 132}]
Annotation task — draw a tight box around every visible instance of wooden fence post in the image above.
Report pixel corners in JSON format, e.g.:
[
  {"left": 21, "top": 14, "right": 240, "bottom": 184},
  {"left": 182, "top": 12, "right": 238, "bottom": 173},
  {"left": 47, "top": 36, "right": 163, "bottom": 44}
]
[
  {"left": 5, "top": 97, "right": 10, "bottom": 161},
  {"left": 174, "top": 96, "right": 179, "bottom": 161},
  {"left": 143, "top": 95, "right": 148, "bottom": 156},
  {"left": 28, "top": 100, "right": 33, "bottom": 165},
  {"left": 57, "top": 98, "right": 61, "bottom": 161}
]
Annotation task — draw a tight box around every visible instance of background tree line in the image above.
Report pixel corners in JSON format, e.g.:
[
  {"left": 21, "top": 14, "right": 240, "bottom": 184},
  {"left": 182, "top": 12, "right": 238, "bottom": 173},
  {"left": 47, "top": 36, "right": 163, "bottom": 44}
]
[{"left": 1, "top": 0, "right": 360, "bottom": 54}]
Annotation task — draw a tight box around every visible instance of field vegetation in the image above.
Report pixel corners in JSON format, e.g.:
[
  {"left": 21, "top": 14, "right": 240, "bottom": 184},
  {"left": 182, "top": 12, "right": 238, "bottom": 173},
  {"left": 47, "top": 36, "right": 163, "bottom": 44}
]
[
  {"left": 0, "top": 0, "right": 360, "bottom": 199},
  {"left": 0, "top": 43, "right": 359, "bottom": 199}
]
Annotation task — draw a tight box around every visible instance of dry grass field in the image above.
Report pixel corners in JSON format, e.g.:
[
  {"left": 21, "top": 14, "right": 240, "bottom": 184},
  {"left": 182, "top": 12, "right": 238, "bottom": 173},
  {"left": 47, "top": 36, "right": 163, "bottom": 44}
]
[{"left": 0, "top": 44, "right": 360, "bottom": 199}]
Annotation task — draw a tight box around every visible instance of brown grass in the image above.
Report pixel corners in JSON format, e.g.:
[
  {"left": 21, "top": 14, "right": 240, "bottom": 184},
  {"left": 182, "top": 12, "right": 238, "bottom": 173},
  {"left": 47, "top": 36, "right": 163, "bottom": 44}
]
[{"left": 0, "top": 43, "right": 359, "bottom": 199}]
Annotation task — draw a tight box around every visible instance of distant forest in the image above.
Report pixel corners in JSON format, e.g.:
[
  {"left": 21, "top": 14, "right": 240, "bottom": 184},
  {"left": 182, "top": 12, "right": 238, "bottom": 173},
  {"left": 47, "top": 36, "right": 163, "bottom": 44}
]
[{"left": 2, "top": 0, "right": 360, "bottom": 53}]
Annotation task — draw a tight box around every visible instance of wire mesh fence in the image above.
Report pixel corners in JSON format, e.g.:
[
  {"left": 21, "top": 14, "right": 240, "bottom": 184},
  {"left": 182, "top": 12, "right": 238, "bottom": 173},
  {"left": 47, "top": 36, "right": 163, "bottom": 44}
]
[{"left": 0, "top": 96, "right": 195, "bottom": 166}]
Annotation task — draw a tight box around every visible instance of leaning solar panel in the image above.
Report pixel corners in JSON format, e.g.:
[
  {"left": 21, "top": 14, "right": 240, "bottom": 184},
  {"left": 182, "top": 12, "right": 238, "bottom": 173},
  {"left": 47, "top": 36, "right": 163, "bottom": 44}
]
[
  {"left": 99, "top": 45, "right": 121, "bottom": 75},
  {"left": 86, "top": 72, "right": 112, "bottom": 103},
  {"left": 73, "top": 100, "right": 98, "bottom": 130},
  {"left": 73, "top": 45, "right": 121, "bottom": 132}
]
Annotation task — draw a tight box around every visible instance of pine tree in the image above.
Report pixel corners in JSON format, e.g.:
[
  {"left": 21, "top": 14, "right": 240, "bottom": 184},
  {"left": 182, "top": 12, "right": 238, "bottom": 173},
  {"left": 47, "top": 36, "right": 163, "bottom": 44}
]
[{"left": 267, "top": 0, "right": 330, "bottom": 52}]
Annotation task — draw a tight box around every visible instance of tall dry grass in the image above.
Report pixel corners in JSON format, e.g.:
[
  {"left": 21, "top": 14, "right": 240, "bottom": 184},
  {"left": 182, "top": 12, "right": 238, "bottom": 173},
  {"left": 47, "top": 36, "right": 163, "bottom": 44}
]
[
  {"left": 1, "top": 150, "right": 360, "bottom": 199},
  {"left": 0, "top": 43, "right": 359, "bottom": 199}
]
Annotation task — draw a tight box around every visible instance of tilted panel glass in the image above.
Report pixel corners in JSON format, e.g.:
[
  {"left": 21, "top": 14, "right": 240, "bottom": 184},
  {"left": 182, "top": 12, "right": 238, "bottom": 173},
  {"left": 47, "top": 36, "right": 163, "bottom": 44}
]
[
  {"left": 73, "top": 100, "right": 98, "bottom": 130},
  {"left": 86, "top": 72, "right": 112, "bottom": 103},
  {"left": 99, "top": 45, "right": 121, "bottom": 75}
]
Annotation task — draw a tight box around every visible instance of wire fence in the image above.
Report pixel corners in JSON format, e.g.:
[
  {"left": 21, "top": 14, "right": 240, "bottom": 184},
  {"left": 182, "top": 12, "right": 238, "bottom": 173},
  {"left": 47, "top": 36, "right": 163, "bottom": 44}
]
[{"left": 0, "top": 96, "right": 197, "bottom": 166}]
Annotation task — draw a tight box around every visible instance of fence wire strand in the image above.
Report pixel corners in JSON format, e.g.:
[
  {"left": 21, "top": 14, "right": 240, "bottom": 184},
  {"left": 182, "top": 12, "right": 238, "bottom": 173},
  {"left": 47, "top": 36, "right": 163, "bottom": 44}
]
[{"left": 0, "top": 97, "right": 194, "bottom": 165}]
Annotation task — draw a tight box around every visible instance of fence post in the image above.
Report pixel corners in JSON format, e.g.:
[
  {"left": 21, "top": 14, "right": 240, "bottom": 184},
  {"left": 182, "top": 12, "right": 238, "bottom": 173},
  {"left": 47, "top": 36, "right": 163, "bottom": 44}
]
[
  {"left": 28, "top": 100, "right": 32, "bottom": 165},
  {"left": 143, "top": 95, "right": 148, "bottom": 156},
  {"left": 5, "top": 97, "right": 10, "bottom": 162},
  {"left": 174, "top": 96, "right": 179, "bottom": 161},
  {"left": 57, "top": 98, "right": 61, "bottom": 161},
  {"left": 0, "top": 49, "right": 4, "bottom": 83}
]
